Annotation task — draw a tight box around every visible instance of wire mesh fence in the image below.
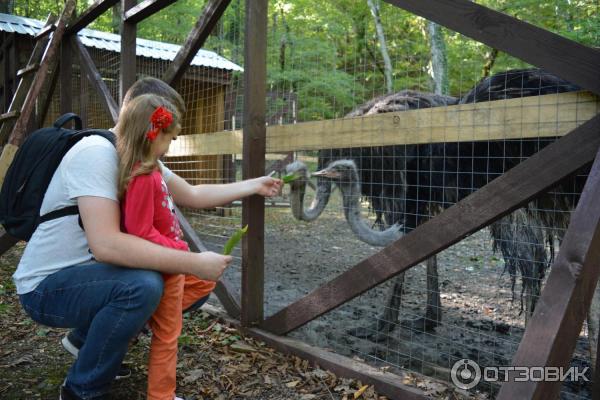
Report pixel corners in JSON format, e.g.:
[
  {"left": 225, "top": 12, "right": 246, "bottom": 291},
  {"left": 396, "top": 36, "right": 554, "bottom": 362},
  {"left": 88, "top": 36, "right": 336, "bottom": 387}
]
[{"left": 13, "top": 0, "right": 600, "bottom": 398}]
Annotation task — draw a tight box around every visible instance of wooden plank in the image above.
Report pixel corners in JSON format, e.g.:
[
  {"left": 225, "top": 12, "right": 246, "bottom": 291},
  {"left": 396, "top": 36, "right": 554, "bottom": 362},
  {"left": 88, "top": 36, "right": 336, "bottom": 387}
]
[
  {"left": 261, "top": 114, "right": 600, "bottom": 335},
  {"left": 60, "top": 39, "right": 72, "bottom": 116},
  {"left": 165, "top": 91, "right": 600, "bottom": 156},
  {"left": 16, "top": 63, "right": 39, "bottom": 79},
  {"left": 72, "top": 37, "right": 119, "bottom": 123},
  {"left": 175, "top": 207, "right": 241, "bottom": 319},
  {"left": 383, "top": 0, "right": 600, "bottom": 96},
  {"left": 33, "top": 23, "right": 56, "bottom": 40},
  {"left": 7, "top": 0, "right": 76, "bottom": 147},
  {"left": 66, "top": 0, "right": 120, "bottom": 35},
  {"left": 0, "top": 15, "right": 56, "bottom": 145},
  {"left": 0, "top": 111, "right": 20, "bottom": 123},
  {"left": 123, "top": 0, "right": 177, "bottom": 24},
  {"left": 240, "top": 0, "right": 267, "bottom": 327},
  {"left": 120, "top": 0, "right": 137, "bottom": 103},
  {"left": 204, "top": 303, "right": 429, "bottom": 400},
  {"left": 497, "top": 127, "right": 600, "bottom": 399},
  {"left": 162, "top": 0, "right": 231, "bottom": 86}
]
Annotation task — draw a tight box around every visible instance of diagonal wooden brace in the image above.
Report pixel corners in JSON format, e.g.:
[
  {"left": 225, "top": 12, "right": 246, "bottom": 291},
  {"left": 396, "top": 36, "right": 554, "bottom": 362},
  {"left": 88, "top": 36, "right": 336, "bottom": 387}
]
[
  {"left": 261, "top": 114, "right": 600, "bottom": 335},
  {"left": 162, "top": 0, "right": 232, "bottom": 87}
]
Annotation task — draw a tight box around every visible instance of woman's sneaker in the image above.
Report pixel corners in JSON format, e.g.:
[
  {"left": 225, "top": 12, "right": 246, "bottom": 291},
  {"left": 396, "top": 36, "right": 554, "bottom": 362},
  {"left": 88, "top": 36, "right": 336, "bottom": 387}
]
[{"left": 61, "top": 332, "right": 132, "bottom": 380}]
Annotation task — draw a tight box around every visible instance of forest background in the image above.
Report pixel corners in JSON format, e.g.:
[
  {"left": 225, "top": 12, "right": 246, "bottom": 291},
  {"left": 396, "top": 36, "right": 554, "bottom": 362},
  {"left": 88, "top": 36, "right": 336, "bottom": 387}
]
[{"left": 3, "top": 0, "right": 599, "bottom": 121}]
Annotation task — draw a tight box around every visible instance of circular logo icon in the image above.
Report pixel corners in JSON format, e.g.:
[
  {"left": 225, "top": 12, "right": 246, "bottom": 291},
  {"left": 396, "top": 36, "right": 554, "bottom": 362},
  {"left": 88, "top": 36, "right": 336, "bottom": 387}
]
[{"left": 451, "top": 359, "right": 481, "bottom": 390}]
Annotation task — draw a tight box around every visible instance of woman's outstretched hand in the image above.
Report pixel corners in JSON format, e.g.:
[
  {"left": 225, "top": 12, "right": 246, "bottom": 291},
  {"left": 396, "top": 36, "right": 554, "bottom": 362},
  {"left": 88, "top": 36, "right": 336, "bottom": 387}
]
[{"left": 254, "top": 176, "right": 282, "bottom": 197}]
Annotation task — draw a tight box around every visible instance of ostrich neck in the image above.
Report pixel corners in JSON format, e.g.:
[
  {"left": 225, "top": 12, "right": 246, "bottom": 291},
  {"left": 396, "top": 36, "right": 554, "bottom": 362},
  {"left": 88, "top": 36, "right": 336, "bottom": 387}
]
[
  {"left": 338, "top": 172, "right": 402, "bottom": 247},
  {"left": 290, "top": 178, "right": 332, "bottom": 221}
]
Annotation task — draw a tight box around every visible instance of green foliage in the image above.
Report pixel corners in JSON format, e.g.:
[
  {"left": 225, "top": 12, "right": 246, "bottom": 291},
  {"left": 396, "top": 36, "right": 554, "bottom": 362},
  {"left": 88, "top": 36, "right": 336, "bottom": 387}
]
[{"left": 9, "top": 0, "right": 599, "bottom": 117}]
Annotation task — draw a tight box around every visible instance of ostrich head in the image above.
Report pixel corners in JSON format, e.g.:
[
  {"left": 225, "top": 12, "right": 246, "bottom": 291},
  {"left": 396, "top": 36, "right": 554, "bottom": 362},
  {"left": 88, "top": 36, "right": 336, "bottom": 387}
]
[
  {"left": 285, "top": 161, "right": 332, "bottom": 222},
  {"left": 313, "top": 159, "right": 403, "bottom": 247}
]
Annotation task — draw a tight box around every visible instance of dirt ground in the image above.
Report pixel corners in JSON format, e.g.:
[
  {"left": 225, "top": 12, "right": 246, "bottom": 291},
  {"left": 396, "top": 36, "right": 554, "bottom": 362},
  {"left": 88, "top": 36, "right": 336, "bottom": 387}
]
[
  {"left": 0, "top": 188, "right": 593, "bottom": 399},
  {"left": 194, "top": 188, "right": 594, "bottom": 400}
]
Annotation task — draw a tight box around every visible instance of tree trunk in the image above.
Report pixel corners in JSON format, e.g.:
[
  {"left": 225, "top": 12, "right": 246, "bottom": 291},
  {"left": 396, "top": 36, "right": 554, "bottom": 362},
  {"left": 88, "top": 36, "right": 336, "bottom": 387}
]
[
  {"left": 482, "top": 48, "right": 499, "bottom": 78},
  {"left": 367, "top": 0, "right": 393, "bottom": 94},
  {"left": 111, "top": 2, "right": 121, "bottom": 34},
  {"left": 427, "top": 21, "right": 448, "bottom": 95}
]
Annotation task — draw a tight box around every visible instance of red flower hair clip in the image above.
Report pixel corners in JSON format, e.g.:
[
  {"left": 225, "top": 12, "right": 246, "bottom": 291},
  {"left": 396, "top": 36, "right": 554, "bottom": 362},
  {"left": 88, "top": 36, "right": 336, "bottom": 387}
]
[{"left": 146, "top": 106, "right": 173, "bottom": 141}]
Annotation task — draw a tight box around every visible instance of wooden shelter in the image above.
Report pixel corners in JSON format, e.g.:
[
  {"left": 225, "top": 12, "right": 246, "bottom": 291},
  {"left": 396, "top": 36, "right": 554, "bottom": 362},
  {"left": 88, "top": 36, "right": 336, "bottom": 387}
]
[{"left": 0, "top": 12, "right": 242, "bottom": 185}]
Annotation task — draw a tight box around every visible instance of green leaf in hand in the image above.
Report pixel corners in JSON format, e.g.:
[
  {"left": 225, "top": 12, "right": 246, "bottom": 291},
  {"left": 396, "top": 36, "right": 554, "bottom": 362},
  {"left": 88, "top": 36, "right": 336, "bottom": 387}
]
[
  {"left": 282, "top": 173, "right": 300, "bottom": 184},
  {"left": 223, "top": 225, "right": 248, "bottom": 255}
]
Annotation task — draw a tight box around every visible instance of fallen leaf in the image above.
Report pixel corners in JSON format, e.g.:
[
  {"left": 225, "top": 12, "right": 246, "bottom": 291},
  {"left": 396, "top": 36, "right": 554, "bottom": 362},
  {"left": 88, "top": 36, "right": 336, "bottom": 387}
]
[
  {"left": 183, "top": 369, "right": 204, "bottom": 384},
  {"left": 286, "top": 380, "right": 301, "bottom": 388},
  {"left": 354, "top": 384, "right": 369, "bottom": 398},
  {"left": 230, "top": 341, "right": 256, "bottom": 354}
]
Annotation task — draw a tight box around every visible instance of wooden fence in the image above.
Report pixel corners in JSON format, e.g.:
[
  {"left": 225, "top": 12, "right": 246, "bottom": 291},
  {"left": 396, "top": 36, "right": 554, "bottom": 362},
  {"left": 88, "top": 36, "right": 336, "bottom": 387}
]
[{"left": 1, "top": 0, "right": 599, "bottom": 398}]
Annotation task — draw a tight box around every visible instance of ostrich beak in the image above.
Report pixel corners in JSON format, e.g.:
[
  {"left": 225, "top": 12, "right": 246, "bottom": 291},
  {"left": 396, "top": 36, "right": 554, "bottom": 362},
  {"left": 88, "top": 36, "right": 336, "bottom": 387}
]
[{"left": 312, "top": 168, "right": 341, "bottom": 179}]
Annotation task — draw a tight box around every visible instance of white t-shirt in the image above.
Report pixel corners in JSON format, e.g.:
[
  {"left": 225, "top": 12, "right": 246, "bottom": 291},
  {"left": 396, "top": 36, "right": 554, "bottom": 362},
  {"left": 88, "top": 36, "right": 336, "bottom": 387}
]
[{"left": 13, "top": 135, "right": 173, "bottom": 294}]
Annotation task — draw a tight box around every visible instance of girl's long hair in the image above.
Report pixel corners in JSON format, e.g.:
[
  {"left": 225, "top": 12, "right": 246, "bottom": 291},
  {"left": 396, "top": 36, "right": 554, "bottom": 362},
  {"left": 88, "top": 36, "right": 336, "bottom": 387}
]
[{"left": 116, "top": 94, "right": 181, "bottom": 199}]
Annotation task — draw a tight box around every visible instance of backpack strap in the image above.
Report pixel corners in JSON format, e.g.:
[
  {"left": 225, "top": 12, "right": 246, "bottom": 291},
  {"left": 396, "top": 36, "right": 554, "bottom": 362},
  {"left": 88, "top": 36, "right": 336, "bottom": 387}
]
[
  {"left": 36, "top": 130, "right": 116, "bottom": 231},
  {"left": 39, "top": 205, "right": 79, "bottom": 223}
]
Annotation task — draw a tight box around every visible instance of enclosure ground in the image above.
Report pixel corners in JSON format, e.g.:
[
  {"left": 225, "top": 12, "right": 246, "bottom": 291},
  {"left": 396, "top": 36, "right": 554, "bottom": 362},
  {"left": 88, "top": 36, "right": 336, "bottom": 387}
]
[{"left": 0, "top": 242, "right": 438, "bottom": 400}]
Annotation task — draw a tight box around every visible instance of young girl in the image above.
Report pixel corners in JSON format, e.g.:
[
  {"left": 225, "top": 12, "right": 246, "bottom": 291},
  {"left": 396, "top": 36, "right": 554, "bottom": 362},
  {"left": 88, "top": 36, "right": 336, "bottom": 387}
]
[{"left": 116, "top": 93, "right": 225, "bottom": 400}]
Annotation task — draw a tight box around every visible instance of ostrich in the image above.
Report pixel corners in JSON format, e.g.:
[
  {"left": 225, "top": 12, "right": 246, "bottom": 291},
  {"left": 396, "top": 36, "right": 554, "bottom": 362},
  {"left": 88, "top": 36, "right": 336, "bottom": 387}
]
[
  {"left": 286, "top": 159, "right": 442, "bottom": 336},
  {"left": 287, "top": 69, "right": 584, "bottom": 342}
]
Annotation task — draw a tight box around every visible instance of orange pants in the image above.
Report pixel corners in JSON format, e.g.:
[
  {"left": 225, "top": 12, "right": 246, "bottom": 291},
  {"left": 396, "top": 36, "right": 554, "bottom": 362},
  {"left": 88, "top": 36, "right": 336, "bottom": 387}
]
[{"left": 147, "top": 275, "right": 216, "bottom": 400}]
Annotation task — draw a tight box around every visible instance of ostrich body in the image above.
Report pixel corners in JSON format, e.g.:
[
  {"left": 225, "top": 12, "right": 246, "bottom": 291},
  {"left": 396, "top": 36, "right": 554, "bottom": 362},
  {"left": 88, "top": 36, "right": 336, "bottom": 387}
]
[{"left": 310, "top": 69, "right": 584, "bottom": 341}]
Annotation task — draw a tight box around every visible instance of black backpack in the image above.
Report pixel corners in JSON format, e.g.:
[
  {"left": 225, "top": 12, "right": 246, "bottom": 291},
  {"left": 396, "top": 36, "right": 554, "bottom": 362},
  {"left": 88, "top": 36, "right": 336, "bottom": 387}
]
[{"left": 0, "top": 113, "right": 115, "bottom": 241}]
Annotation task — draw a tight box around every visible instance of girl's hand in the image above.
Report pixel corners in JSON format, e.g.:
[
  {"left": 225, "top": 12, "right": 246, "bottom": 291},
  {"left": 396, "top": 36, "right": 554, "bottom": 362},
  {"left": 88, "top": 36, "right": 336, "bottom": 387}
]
[
  {"left": 254, "top": 176, "right": 282, "bottom": 197},
  {"left": 193, "top": 251, "right": 232, "bottom": 281}
]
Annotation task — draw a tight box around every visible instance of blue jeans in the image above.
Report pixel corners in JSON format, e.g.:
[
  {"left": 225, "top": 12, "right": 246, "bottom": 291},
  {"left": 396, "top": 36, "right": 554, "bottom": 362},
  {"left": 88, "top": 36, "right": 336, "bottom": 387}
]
[{"left": 19, "top": 262, "right": 163, "bottom": 399}]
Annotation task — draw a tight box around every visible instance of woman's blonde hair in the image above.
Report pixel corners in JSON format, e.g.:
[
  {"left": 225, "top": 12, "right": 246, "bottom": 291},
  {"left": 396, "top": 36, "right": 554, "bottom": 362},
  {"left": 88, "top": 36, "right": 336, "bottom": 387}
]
[{"left": 116, "top": 93, "right": 181, "bottom": 199}]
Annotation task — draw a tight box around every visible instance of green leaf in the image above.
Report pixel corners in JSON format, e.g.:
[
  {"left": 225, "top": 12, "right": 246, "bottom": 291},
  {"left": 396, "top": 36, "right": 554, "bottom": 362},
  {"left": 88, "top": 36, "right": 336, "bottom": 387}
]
[
  {"left": 282, "top": 173, "right": 300, "bottom": 184},
  {"left": 223, "top": 225, "right": 248, "bottom": 255}
]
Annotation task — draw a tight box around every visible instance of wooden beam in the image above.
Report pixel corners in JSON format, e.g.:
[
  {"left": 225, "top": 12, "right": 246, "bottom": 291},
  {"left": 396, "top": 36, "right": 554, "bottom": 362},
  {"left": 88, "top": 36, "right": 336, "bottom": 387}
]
[
  {"left": 383, "top": 0, "right": 600, "bottom": 96},
  {"left": 175, "top": 207, "right": 241, "bottom": 319},
  {"left": 241, "top": 0, "right": 267, "bottom": 327},
  {"left": 0, "top": 15, "right": 56, "bottom": 145},
  {"left": 204, "top": 303, "right": 429, "bottom": 400},
  {"left": 261, "top": 114, "right": 600, "bottom": 335},
  {"left": 123, "top": 0, "right": 177, "bottom": 24},
  {"left": 165, "top": 91, "right": 599, "bottom": 156},
  {"left": 33, "top": 23, "right": 56, "bottom": 41},
  {"left": 16, "top": 63, "right": 39, "bottom": 79},
  {"left": 72, "top": 37, "right": 119, "bottom": 123},
  {"left": 6, "top": 0, "right": 75, "bottom": 146},
  {"left": 497, "top": 125, "right": 600, "bottom": 399},
  {"left": 60, "top": 39, "right": 72, "bottom": 116},
  {"left": 66, "top": 0, "right": 120, "bottom": 35},
  {"left": 0, "top": 111, "right": 20, "bottom": 123},
  {"left": 162, "top": 0, "right": 231, "bottom": 86},
  {"left": 119, "top": 0, "right": 137, "bottom": 104}
]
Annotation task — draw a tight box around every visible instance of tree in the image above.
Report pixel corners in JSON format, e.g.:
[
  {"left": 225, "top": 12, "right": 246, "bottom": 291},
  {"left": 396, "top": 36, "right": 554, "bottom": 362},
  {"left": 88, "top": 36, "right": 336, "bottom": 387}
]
[
  {"left": 427, "top": 22, "right": 448, "bottom": 95},
  {"left": 367, "top": 0, "right": 393, "bottom": 94}
]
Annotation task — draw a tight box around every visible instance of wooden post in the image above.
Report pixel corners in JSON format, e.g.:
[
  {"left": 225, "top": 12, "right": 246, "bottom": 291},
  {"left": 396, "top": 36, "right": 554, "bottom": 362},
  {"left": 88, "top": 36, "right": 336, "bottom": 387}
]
[
  {"left": 120, "top": 0, "right": 136, "bottom": 103},
  {"left": 241, "top": 0, "right": 268, "bottom": 327},
  {"left": 60, "top": 38, "right": 72, "bottom": 116},
  {"left": 67, "top": 0, "right": 120, "bottom": 35}
]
